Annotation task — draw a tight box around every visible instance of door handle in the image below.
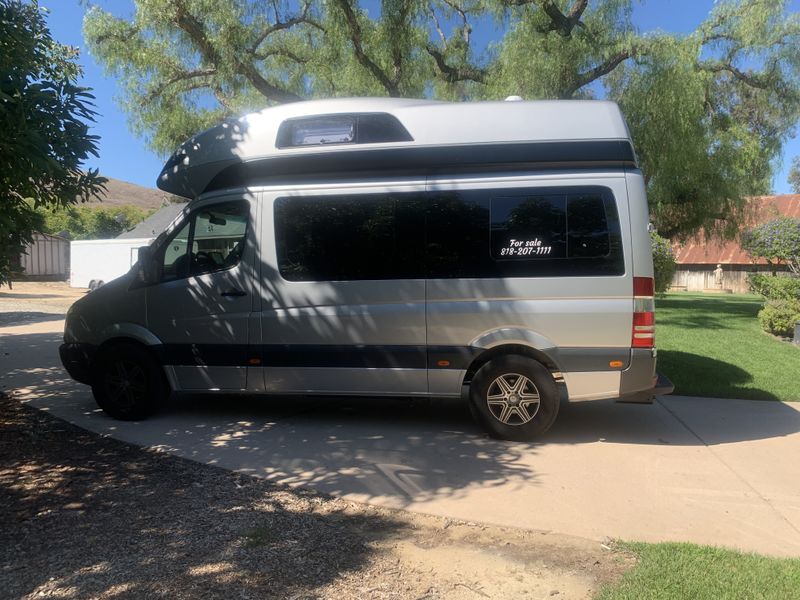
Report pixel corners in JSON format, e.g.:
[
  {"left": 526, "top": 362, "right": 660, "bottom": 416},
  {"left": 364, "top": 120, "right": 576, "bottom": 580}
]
[{"left": 220, "top": 288, "right": 247, "bottom": 297}]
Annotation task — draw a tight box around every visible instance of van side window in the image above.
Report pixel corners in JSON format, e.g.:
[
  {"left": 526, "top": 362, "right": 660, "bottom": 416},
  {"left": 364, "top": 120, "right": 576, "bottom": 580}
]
[
  {"left": 159, "top": 200, "right": 249, "bottom": 282},
  {"left": 489, "top": 193, "right": 613, "bottom": 261},
  {"left": 425, "top": 194, "right": 491, "bottom": 278},
  {"left": 490, "top": 195, "right": 567, "bottom": 260},
  {"left": 275, "top": 186, "right": 622, "bottom": 282},
  {"left": 566, "top": 194, "right": 612, "bottom": 257},
  {"left": 161, "top": 220, "right": 191, "bottom": 281},
  {"left": 428, "top": 186, "right": 623, "bottom": 278},
  {"left": 275, "top": 195, "right": 425, "bottom": 281}
]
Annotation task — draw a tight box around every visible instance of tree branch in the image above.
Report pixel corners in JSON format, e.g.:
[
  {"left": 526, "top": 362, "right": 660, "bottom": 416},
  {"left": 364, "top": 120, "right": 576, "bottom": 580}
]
[
  {"left": 253, "top": 48, "right": 309, "bottom": 64},
  {"left": 503, "top": 0, "right": 588, "bottom": 36},
  {"left": 428, "top": 7, "right": 447, "bottom": 48},
  {"left": 561, "top": 47, "right": 635, "bottom": 97},
  {"left": 388, "top": 0, "right": 414, "bottom": 87},
  {"left": 441, "top": 0, "right": 472, "bottom": 44},
  {"left": 144, "top": 67, "right": 216, "bottom": 102},
  {"left": 172, "top": 0, "right": 302, "bottom": 103},
  {"left": 701, "top": 62, "right": 771, "bottom": 90},
  {"left": 426, "top": 44, "right": 486, "bottom": 84},
  {"left": 331, "top": 0, "right": 399, "bottom": 96},
  {"left": 249, "top": 2, "right": 324, "bottom": 54}
]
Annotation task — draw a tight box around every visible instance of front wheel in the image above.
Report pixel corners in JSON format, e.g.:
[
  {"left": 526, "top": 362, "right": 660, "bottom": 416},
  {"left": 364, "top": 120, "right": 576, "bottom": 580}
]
[
  {"left": 91, "top": 343, "right": 168, "bottom": 420},
  {"left": 469, "top": 355, "right": 559, "bottom": 441}
]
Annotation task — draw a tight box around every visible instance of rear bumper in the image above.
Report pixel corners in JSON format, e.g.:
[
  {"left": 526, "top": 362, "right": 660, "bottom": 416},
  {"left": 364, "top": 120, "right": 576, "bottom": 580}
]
[
  {"left": 616, "top": 372, "right": 674, "bottom": 403},
  {"left": 59, "top": 343, "right": 97, "bottom": 385},
  {"left": 616, "top": 348, "right": 674, "bottom": 404}
]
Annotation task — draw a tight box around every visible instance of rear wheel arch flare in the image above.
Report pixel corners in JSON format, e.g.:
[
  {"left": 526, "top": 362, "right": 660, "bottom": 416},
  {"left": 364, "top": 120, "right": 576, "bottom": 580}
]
[{"left": 462, "top": 344, "right": 560, "bottom": 386}]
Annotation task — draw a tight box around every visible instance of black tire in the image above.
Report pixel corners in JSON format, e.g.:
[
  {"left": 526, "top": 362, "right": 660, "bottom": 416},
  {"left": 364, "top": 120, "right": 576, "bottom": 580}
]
[
  {"left": 91, "top": 342, "right": 168, "bottom": 420},
  {"left": 469, "top": 355, "right": 559, "bottom": 441}
]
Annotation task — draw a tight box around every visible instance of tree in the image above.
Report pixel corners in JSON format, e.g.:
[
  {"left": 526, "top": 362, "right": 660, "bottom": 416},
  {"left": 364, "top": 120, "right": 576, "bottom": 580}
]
[
  {"left": 742, "top": 217, "right": 800, "bottom": 275},
  {"left": 36, "top": 204, "right": 153, "bottom": 240},
  {"left": 84, "top": 1, "right": 800, "bottom": 238},
  {"left": 789, "top": 156, "right": 800, "bottom": 193},
  {"left": 1, "top": 0, "right": 105, "bottom": 285}
]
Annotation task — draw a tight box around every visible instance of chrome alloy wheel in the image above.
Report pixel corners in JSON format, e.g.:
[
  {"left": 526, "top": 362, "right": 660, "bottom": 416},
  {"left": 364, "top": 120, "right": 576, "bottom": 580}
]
[{"left": 486, "top": 373, "right": 541, "bottom": 425}]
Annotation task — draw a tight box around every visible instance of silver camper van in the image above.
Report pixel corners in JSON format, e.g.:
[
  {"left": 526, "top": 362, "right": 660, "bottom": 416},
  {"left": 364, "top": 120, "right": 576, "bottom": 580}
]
[{"left": 60, "top": 98, "right": 672, "bottom": 440}]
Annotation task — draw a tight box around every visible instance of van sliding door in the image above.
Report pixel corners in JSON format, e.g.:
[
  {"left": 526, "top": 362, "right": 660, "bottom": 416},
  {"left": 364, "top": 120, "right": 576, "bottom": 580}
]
[{"left": 257, "top": 187, "right": 429, "bottom": 395}]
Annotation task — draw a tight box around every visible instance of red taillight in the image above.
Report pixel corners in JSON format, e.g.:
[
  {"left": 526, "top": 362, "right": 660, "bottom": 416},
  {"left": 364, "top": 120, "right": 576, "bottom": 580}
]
[
  {"left": 633, "top": 276, "right": 655, "bottom": 297},
  {"left": 632, "top": 277, "right": 655, "bottom": 348}
]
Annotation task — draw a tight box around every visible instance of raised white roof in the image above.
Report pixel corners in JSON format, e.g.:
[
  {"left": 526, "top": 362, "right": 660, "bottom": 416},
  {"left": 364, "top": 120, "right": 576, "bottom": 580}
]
[{"left": 157, "top": 98, "right": 633, "bottom": 197}]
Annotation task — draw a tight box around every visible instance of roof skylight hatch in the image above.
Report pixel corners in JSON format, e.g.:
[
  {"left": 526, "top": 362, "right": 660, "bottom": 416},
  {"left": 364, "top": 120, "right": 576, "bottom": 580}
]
[{"left": 276, "top": 113, "right": 413, "bottom": 149}]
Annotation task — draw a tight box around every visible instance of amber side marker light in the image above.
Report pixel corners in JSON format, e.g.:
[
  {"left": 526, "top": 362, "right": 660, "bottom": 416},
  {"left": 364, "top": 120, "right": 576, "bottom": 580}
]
[
  {"left": 248, "top": 358, "right": 262, "bottom": 365},
  {"left": 437, "top": 360, "right": 450, "bottom": 367},
  {"left": 609, "top": 360, "right": 624, "bottom": 368}
]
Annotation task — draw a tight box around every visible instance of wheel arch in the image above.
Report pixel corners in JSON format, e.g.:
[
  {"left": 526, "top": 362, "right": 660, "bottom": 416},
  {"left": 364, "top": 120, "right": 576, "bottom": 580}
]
[
  {"left": 91, "top": 336, "right": 170, "bottom": 390},
  {"left": 462, "top": 343, "right": 561, "bottom": 386}
]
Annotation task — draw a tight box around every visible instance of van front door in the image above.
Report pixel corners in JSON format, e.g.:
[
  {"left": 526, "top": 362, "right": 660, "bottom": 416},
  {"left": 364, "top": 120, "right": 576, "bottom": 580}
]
[{"left": 146, "top": 198, "right": 256, "bottom": 391}]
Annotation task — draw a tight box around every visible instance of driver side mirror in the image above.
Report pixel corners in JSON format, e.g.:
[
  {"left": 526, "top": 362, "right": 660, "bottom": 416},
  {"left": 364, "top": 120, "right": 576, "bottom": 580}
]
[{"left": 137, "top": 246, "right": 158, "bottom": 284}]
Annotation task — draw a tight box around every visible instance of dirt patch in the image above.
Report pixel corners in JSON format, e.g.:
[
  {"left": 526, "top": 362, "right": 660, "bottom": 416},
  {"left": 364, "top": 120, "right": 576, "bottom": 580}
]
[{"left": 0, "top": 395, "right": 635, "bottom": 599}]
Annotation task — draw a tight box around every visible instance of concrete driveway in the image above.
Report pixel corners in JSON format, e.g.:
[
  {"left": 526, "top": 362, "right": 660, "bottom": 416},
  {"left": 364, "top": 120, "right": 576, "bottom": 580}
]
[{"left": 2, "top": 317, "right": 800, "bottom": 557}]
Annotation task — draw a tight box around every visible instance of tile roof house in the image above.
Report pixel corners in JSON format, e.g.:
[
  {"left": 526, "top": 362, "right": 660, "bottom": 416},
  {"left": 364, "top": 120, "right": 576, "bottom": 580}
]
[{"left": 671, "top": 195, "right": 800, "bottom": 293}]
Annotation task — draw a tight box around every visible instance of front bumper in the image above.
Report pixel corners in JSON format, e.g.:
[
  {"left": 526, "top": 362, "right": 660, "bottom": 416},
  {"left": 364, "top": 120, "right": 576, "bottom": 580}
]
[
  {"left": 616, "top": 348, "right": 674, "bottom": 404},
  {"left": 59, "top": 343, "right": 97, "bottom": 385}
]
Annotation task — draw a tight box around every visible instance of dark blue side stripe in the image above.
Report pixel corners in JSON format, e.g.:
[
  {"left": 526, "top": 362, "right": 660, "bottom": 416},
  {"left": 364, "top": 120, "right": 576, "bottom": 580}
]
[{"left": 154, "top": 344, "right": 630, "bottom": 372}]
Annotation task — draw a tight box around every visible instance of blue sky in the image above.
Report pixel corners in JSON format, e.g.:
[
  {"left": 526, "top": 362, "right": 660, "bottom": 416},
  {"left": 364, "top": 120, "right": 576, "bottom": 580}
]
[{"left": 42, "top": 0, "right": 800, "bottom": 193}]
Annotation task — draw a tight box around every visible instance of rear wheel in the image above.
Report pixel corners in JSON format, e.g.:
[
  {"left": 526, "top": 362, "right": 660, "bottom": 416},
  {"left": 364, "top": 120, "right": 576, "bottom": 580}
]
[
  {"left": 91, "top": 343, "right": 168, "bottom": 420},
  {"left": 469, "top": 355, "right": 559, "bottom": 441}
]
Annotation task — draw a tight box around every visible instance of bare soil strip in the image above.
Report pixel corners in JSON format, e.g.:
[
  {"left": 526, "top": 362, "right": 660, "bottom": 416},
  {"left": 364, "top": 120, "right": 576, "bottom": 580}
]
[{"left": 0, "top": 394, "right": 633, "bottom": 599}]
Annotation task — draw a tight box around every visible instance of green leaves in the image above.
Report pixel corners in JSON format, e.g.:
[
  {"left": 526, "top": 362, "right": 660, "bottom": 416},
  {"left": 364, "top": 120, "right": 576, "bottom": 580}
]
[
  {"left": 1, "top": 0, "right": 106, "bottom": 285},
  {"left": 788, "top": 156, "right": 800, "bottom": 193},
  {"left": 742, "top": 217, "right": 800, "bottom": 274},
  {"left": 36, "top": 204, "right": 153, "bottom": 241},
  {"left": 651, "top": 231, "right": 676, "bottom": 295},
  {"left": 82, "top": 0, "right": 800, "bottom": 241}
]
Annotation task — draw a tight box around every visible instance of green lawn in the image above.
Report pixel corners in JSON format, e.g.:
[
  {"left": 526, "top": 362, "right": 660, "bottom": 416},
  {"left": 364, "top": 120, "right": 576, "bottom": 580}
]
[
  {"left": 655, "top": 293, "right": 800, "bottom": 401},
  {"left": 597, "top": 542, "right": 800, "bottom": 600}
]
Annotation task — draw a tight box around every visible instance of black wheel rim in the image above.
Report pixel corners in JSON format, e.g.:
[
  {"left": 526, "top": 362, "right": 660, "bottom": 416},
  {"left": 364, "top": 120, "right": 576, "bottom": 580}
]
[{"left": 104, "top": 359, "right": 148, "bottom": 410}]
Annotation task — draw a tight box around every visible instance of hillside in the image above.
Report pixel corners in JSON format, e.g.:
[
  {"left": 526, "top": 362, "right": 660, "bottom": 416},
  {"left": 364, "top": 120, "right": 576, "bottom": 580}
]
[{"left": 84, "top": 177, "right": 179, "bottom": 210}]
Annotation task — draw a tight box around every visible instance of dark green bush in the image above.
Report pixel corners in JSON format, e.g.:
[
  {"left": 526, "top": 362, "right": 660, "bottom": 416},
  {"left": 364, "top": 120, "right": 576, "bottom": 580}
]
[
  {"left": 651, "top": 232, "right": 676, "bottom": 295},
  {"left": 758, "top": 299, "right": 800, "bottom": 338},
  {"left": 747, "top": 273, "right": 800, "bottom": 300}
]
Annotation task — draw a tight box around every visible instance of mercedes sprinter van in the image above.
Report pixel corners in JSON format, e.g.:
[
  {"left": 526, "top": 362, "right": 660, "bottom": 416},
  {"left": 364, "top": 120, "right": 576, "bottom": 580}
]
[{"left": 60, "top": 98, "right": 672, "bottom": 440}]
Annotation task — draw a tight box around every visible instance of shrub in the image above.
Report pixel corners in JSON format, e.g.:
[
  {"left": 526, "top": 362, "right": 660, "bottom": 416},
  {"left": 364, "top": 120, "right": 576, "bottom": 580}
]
[
  {"left": 747, "top": 273, "right": 800, "bottom": 300},
  {"left": 651, "top": 232, "right": 676, "bottom": 295},
  {"left": 758, "top": 299, "right": 800, "bottom": 338},
  {"left": 748, "top": 273, "right": 769, "bottom": 296}
]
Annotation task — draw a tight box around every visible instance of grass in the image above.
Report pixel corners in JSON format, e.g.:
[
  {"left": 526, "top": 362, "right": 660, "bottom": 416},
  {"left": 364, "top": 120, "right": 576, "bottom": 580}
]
[
  {"left": 656, "top": 293, "right": 800, "bottom": 401},
  {"left": 597, "top": 542, "right": 800, "bottom": 600}
]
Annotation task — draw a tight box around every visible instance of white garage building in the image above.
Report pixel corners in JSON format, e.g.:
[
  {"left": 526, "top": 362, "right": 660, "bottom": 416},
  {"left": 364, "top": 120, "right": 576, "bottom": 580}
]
[{"left": 70, "top": 203, "right": 186, "bottom": 289}]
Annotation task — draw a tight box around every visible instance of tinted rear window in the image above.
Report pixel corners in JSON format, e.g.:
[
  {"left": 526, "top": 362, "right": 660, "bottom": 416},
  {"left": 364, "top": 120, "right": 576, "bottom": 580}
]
[
  {"left": 274, "top": 194, "right": 425, "bottom": 281},
  {"left": 275, "top": 186, "right": 623, "bottom": 281}
]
